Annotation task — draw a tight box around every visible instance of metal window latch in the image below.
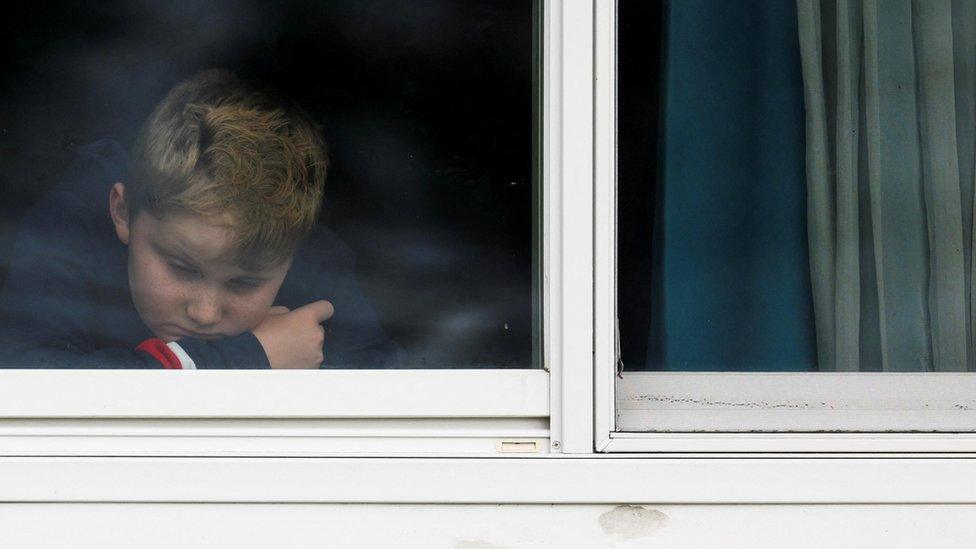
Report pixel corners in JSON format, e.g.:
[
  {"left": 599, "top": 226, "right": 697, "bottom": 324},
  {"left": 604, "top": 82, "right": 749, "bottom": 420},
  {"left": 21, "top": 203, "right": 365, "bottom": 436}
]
[{"left": 496, "top": 440, "right": 541, "bottom": 453}]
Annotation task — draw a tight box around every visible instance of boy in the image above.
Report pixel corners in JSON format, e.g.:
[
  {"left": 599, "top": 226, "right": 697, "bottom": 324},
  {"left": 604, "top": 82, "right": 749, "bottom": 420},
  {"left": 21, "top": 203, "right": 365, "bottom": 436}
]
[{"left": 0, "top": 70, "right": 398, "bottom": 369}]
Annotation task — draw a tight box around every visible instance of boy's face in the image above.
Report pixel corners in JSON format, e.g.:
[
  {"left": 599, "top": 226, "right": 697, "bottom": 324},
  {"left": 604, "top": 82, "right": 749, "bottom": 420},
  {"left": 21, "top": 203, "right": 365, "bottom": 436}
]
[{"left": 109, "top": 183, "right": 291, "bottom": 342}]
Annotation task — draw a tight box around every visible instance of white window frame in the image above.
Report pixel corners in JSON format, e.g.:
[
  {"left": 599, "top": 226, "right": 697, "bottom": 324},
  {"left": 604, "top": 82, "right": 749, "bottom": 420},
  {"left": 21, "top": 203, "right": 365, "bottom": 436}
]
[
  {"left": 2, "top": 0, "right": 976, "bottom": 507},
  {"left": 593, "top": 0, "right": 976, "bottom": 454},
  {"left": 0, "top": 0, "right": 593, "bottom": 460}
]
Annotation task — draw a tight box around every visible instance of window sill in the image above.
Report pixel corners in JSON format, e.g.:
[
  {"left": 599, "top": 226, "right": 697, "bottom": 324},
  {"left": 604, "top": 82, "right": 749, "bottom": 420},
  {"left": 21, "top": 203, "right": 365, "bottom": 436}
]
[
  {"left": 601, "top": 433, "right": 976, "bottom": 453},
  {"left": 0, "top": 370, "right": 548, "bottom": 418},
  {"left": 3, "top": 455, "right": 974, "bottom": 503}
]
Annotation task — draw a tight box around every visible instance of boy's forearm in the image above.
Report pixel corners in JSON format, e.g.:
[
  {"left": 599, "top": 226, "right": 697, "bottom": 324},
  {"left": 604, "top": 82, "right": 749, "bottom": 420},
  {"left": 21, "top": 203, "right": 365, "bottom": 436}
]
[
  {"left": 171, "top": 332, "right": 271, "bottom": 369},
  {"left": 0, "top": 340, "right": 171, "bottom": 369},
  {"left": 0, "top": 333, "right": 270, "bottom": 370}
]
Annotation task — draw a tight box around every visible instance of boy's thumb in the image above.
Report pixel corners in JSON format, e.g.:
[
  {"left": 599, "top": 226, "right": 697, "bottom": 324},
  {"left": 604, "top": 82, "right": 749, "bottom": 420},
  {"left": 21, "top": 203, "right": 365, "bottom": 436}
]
[
  {"left": 299, "top": 300, "right": 335, "bottom": 323},
  {"left": 268, "top": 305, "right": 290, "bottom": 316}
]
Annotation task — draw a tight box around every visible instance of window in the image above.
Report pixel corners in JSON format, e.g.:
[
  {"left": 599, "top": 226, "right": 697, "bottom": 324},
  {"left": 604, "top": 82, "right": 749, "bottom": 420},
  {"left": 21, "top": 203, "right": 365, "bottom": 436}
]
[
  {"left": 0, "top": 0, "right": 557, "bottom": 454},
  {"left": 2, "top": 2, "right": 975, "bottom": 519},
  {"left": 602, "top": 0, "right": 976, "bottom": 449}
]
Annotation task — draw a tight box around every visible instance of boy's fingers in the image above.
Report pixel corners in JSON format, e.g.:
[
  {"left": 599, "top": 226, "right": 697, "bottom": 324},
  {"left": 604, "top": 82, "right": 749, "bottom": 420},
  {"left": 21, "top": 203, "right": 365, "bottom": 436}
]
[
  {"left": 268, "top": 305, "right": 290, "bottom": 316},
  {"left": 296, "top": 300, "right": 335, "bottom": 323}
]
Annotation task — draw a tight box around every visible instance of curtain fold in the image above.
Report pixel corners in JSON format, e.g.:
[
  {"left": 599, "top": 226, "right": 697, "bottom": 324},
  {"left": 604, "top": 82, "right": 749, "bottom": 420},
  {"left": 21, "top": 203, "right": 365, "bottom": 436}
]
[
  {"left": 798, "top": 0, "right": 837, "bottom": 371},
  {"left": 798, "top": 0, "right": 976, "bottom": 371},
  {"left": 862, "top": 0, "right": 930, "bottom": 372}
]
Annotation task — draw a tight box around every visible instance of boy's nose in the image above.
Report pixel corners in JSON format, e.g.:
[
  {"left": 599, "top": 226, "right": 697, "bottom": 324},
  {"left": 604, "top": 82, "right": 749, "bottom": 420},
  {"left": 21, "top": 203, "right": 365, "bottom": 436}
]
[{"left": 186, "top": 292, "right": 222, "bottom": 328}]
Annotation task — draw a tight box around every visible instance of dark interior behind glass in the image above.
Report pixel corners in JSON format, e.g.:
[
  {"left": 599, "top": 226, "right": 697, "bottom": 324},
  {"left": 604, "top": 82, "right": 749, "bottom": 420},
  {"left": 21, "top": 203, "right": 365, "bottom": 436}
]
[{"left": 0, "top": 0, "right": 537, "bottom": 368}]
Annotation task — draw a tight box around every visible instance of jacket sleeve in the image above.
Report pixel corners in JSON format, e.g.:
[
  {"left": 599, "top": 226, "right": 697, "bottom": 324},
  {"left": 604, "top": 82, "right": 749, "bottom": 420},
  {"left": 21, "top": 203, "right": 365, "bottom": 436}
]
[
  {"left": 285, "top": 234, "right": 402, "bottom": 369},
  {"left": 134, "top": 334, "right": 271, "bottom": 370},
  {"left": 0, "top": 332, "right": 269, "bottom": 370}
]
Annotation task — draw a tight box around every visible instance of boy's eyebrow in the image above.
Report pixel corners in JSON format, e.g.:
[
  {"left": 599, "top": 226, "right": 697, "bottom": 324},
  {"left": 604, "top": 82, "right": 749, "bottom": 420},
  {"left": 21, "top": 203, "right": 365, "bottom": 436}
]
[
  {"left": 156, "top": 233, "right": 233, "bottom": 265},
  {"left": 152, "top": 240, "right": 199, "bottom": 265},
  {"left": 153, "top": 236, "right": 281, "bottom": 278}
]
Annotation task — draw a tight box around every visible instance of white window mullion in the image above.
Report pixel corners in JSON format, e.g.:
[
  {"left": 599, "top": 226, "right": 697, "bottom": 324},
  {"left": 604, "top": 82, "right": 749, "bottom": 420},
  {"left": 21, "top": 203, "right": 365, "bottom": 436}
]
[
  {"left": 547, "top": 0, "right": 595, "bottom": 454},
  {"left": 593, "top": 0, "right": 617, "bottom": 452}
]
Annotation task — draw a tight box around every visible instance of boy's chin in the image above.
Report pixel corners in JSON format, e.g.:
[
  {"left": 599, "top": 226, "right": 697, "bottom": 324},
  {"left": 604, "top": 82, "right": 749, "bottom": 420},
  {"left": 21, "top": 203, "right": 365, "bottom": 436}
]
[{"left": 146, "top": 326, "right": 181, "bottom": 343}]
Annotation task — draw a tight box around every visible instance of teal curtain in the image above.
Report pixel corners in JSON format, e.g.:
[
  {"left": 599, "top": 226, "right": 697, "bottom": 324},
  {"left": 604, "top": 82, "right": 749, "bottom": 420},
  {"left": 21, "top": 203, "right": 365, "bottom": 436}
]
[{"left": 645, "top": 0, "right": 816, "bottom": 371}]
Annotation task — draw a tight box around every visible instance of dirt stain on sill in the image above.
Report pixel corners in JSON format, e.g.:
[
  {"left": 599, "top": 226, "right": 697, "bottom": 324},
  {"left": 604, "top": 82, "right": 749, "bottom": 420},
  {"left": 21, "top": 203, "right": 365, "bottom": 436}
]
[{"left": 599, "top": 505, "right": 668, "bottom": 540}]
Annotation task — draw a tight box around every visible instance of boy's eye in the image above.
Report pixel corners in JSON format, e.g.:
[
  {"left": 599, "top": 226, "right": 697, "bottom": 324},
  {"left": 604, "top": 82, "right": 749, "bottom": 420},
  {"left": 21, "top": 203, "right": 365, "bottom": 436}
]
[
  {"left": 168, "top": 261, "right": 198, "bottom": 277},
  {"left": 228, "top": 279, "right": 260, "bottom": 292}
]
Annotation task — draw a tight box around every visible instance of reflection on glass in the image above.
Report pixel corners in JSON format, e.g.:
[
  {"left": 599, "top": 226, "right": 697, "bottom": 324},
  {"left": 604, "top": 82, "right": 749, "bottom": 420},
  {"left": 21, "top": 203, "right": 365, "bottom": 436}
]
[
  {"left": 619, "top": 0, "right": 976, "bottom": 372},
  {"left": 0, "top": 1, "right": 538, "bottom": 369}
]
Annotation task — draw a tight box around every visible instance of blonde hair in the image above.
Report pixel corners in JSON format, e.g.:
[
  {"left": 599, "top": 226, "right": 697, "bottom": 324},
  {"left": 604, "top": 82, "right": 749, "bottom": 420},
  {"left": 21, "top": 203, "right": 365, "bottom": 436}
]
[{"left": 127, "top": 69, "right": 328, "bottom": 270}]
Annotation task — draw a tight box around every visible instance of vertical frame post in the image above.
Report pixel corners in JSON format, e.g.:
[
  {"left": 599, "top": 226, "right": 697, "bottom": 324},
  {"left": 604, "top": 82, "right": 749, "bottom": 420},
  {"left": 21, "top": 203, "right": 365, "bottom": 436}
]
[
  {"left": 593, "top": 0, "right": 616, "bottom": 451},
  {"left": 546, "top": 0, "right": 596, "bottom": 453}
]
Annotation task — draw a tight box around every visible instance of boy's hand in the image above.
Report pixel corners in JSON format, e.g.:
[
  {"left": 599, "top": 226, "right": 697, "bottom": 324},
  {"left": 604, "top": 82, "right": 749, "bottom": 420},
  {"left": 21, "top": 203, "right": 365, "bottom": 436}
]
[{"left": 252, "top": 301, "right": 334, "bottom": 369}]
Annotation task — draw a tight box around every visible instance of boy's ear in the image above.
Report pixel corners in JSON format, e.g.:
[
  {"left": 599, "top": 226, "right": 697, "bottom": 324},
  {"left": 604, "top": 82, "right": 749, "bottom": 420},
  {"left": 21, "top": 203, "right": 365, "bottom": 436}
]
[{"left": 109, "top": 182, "right": 131, "bottom": 245}]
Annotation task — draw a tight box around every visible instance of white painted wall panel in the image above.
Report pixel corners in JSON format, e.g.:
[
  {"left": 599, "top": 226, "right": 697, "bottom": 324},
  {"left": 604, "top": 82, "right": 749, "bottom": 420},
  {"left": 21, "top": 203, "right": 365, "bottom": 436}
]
[{"left": 2, "top": 504, "right": 974, "bottom": 548}]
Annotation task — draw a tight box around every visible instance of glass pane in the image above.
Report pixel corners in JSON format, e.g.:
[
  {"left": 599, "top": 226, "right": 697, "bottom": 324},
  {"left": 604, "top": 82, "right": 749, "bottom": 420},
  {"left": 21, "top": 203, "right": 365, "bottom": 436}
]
[
  {"left": 0, "top": 0, "right": 540, "bottom": 369},
  {"left": 618, "top": 0, "right": 976, "bottom": 372}
]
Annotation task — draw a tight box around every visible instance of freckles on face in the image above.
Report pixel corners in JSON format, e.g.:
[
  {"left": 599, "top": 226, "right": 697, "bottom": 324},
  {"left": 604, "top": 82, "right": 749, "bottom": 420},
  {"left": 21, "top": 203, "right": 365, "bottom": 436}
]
[{"left": 123, "top": 212, "right": 291, "bottom": 342}]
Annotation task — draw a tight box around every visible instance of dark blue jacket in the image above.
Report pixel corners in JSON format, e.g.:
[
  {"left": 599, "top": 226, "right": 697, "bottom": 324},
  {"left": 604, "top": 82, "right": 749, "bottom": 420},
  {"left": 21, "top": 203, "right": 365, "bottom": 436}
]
[{"left": 0, "top": 140, "right": 400, "bottom": 369}]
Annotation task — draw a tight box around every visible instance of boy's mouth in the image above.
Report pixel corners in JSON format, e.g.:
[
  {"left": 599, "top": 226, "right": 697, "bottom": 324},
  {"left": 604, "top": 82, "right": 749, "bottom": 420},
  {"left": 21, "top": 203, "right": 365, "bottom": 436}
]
[{"left": 167, "top": 325, "right": 222, "bottom": 340}]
